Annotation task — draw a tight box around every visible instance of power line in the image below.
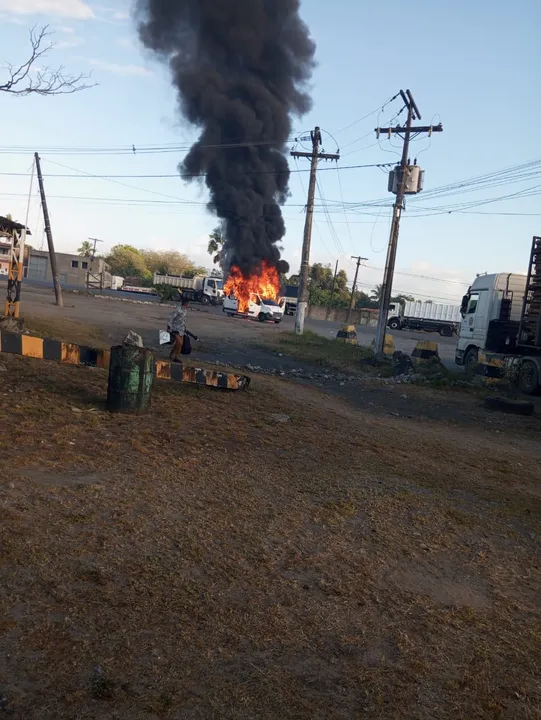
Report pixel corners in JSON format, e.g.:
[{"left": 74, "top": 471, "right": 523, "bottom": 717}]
[
  {"left": 0, "top": 160, "right": 394, "bottom": 180},
  {"left": 334, "top": 93, "right": 399, "bottom": 135},
  {"left": 0, "top": 137, "right": 305, "bottom": 156}
]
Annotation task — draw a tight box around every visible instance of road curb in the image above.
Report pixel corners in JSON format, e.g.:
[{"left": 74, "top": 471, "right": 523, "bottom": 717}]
[{"left": 0, "top": 331, "right": 250, "bottom": 391}]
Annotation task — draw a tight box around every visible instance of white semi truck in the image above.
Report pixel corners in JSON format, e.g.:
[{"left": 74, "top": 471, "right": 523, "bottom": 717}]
[
  {"left": 223, "top": 292, "right": 285, "bottom": 323},
  {"left": 387, "top": 300, "right": 461, "bottom": 336},
  {"left": 455, "top": 235, "right": 541, "bottom": 394},
  {"left": 153, "top": 273, "right": 223, "bottom": 305}
]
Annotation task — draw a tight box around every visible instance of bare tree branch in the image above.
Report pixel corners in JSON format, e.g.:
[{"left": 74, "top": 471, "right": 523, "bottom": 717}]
[{"left": 0, "top": 25, "right": 95, "bottom": 96}]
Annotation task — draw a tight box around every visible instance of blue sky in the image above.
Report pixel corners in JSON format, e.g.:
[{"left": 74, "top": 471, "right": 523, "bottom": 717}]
[{"left": 0, "top": 0, "right": 539, "bottom": 301}]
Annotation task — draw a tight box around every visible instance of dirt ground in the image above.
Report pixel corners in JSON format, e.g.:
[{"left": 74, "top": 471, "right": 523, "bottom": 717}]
[{"left": 1, "top": 288, "right": 541, "bottom": 719}]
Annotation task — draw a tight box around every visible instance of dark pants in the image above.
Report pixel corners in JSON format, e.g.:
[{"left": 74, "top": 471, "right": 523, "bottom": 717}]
[{"left": 170, "top": 332, "right": 183, "bottom": 361}]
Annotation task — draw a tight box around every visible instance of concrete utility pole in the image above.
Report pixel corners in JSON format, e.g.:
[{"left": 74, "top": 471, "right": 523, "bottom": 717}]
[
  {"left": 347, "top": 255, "right": 368, "bottom": 324},
  {"left": 291, "top": 127, "right": 340, "bottom": 334},
  {"left": 372, "top": 90, "right": 443, "bottom": 355},
  {"left": 326, "top": 259, "right": 339, "bottom": 320},
  {"left": 35, "top": 152, "right": 63, "bottom": 307}
]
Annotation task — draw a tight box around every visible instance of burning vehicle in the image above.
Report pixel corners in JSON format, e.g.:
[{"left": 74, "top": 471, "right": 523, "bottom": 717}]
[{"left": 222, "top": 261, "right": 284, "bottom": 323}]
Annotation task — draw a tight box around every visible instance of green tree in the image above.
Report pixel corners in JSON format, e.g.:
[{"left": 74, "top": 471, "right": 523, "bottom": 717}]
[
  {"left": 141, "top": 250, "right": 202, "bottom": 277},
  {"left": 370, "top": 284, "right": 383, "bottom": 303},
  {"left": 207, "top": 225, "right": 225, "bottom": 263},
  {"left": 105, "top": 245, "right": 147, "bottom": 277},
  {"left": 309, "top": 263, "right": 334, "bottom": 291},
  {"left": 391, "top": 293, "right": 415, "bottom": 308},
  {"left": 77, "top": 240, "right": 93, "bottom": 257}
]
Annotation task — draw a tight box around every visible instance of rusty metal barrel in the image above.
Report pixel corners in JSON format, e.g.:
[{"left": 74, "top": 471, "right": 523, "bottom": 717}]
[{"left": 106, "top": 345, "right": 154, "bottom": 414}]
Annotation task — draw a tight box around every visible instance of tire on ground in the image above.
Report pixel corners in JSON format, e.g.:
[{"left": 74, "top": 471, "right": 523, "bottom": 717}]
[{"left": 483, "top": 396, "right": 534, "bottom": 416}]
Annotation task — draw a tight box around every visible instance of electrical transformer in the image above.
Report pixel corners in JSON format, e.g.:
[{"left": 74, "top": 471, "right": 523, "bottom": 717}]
[{"left": 387, "top": 165, "right": 424, "bottom": 195}]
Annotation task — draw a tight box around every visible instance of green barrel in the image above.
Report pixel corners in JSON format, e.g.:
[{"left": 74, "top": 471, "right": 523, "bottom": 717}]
[{"left": 106, "top": 345, "right": 154, "bottom": 414}]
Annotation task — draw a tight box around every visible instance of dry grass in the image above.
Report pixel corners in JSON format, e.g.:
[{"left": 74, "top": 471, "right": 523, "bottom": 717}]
[
  {"left": 22, "top": 313, "right": 106, "bottom": 348},
  {"left": 258, "top": 330, "right": 376, "bottom": 374},
  {"left": 0, "top": 352, "right": 540, "bottom": 719}
]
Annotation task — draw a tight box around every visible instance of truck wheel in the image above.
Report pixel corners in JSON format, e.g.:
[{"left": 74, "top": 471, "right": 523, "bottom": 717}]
[
  {"left": 464, "top": 347, "right": 478, "bottom": 370},
  {"left": 518, "top": 360, "right": 540, "bottom": 395},
  {"left": 440, "top": 325, "right": 453, "bottom": 337},
  {"left": 200, "top": 295, "right": 210, "bottom": 305},
  {"left": 388, "top": 318, "right": 401, "bottom": 330},
  {"left": 258, "top": 312, "right": 268, "bottom": 323}
]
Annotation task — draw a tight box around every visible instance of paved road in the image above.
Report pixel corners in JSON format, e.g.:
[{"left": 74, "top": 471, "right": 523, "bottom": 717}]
[
  {"left": 205, "top": 305, "right": 459, "bottom": 369},
  {"left": 300, "top": 315, "right": 458, "bottom": 367}
]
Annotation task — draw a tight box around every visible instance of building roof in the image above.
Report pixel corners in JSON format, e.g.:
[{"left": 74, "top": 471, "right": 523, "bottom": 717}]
[{"left": 0, "top": 216, "right": 31, "bottom": 235}]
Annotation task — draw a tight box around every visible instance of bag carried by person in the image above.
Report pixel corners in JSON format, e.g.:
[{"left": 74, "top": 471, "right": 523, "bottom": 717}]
[{"left": 181, "top": 333, "right": 192, "bottom": 355}]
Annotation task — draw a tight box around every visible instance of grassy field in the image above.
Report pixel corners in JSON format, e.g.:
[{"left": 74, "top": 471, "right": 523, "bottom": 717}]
[
  {"left": 1, "top": 338, "right": 540, "bottom": 718},
  {"left": 258, "top": 330, "right": 376, "bottom": 373}
]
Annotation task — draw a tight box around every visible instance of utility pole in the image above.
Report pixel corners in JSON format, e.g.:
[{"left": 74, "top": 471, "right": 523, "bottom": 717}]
[
  {"left": 88, "top": 237, "right": 103, "bottom": 260},
  {"left": 291, "top": 127, "right": 340, "bottom": 334},
  {"left": 326, "top": 259, "right": 339, "bottom": 320},
  {"left": 35, "top": 153, "right": 63, "bottom": 307},
  {"left": 372, "top": 90, "right": 443, "bottom": 355},
  {"left": 347, "top": 255, "right": 368, "bottom": 324}
]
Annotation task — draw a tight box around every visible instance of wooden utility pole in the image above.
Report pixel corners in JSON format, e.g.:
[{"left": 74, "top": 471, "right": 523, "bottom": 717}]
[
  {"left": 291, "top": 127, "right": 339, "bottom": 334},
  {"left": 35, "top": 153, "right": 63, "bottom": 307},
  {"left": 347, "top": 255, "right": 368, "bottom": 324},
  {"left": 372, "top": 90, "right": 442, "bottom": 355},
  {"left": 326, "top": 259, "right": 339, "bottom": 320},
  {"left": 88, "top": 237, "right": 103, "bottom": 260}
]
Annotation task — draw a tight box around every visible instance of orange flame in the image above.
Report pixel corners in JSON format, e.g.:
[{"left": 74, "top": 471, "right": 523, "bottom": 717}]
[{"left": 224, "top": 262, "right": 281, "bottom": 313}]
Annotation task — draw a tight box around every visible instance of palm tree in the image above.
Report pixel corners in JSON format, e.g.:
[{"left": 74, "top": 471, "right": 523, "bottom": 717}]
[
  {"left": 78, "top": 240, "right": 94, "bottom": 257},
  {"left": 370, "top": 284, "right": 383, "bottom": 302},
  {"left": 207, "top": 226, "right": 225, "bottom": 263}
]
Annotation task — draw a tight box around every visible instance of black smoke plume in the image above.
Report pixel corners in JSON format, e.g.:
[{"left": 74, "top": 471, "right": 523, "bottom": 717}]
[{"left": 135, "top": 0, "right": 315, "bottom": 276}]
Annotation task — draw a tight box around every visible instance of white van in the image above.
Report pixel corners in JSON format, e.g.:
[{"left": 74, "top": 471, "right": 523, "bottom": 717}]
[{"left": 223, "top": 292, "right": 285, "bottom": 323}]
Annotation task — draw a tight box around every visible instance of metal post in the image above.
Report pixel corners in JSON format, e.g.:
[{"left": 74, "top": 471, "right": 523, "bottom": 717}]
[{"left": 35, "top": 152, "right": 63, "bottom": 308}]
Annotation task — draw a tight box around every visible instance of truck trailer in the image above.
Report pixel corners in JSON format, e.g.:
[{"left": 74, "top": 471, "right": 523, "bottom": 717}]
[
  {"left": 455, "top": 235, "right": 541, "bottom": 394},
  {"left": 153, "top": 273, "right": 223, "bottom": 305},
  {"left": 388, "top": 300, "right": 461, "bottom": 336}
]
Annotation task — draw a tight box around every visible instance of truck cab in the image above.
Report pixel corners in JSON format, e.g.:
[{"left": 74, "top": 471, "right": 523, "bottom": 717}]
[
  {"left": 223, "top": 292, "right": 285, "bottom": 323},
  {"left": 455, "top": 273, "right": 526, "bottom": 368},
  {"left": 204, "top": 277, "right": 224, "bottom": 303}
]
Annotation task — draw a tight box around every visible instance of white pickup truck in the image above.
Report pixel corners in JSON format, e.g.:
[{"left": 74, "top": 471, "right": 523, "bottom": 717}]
[{"left": 223, "top": 293, "right": 285, "bottom": 323}]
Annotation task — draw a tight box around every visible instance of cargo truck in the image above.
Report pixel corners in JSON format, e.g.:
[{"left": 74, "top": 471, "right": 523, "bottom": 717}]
[
  {"left": 387, "top": 300, "right": 461, "bottom": 336},
  {"left": 455, "top": 235, "right": 541, "bottom": 394},
  {"left": 283, "top": 285, "right": 299, "bottom": 316},
  {"left": 223, "top": 292, "right": 285, "bottom": 323},
  {"left": 153, "top": 273, "right": 223, "bottom": 305}
]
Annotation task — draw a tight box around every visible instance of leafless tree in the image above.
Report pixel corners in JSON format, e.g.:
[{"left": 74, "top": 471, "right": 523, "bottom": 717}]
[{"left": 0, "top": 26, "right": 94, "bottom": 96}]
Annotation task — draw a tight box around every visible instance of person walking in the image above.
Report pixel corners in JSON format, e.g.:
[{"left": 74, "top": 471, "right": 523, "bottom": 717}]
[{"left": 168, "top": 297, "right": 189, "bottom": 362}]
